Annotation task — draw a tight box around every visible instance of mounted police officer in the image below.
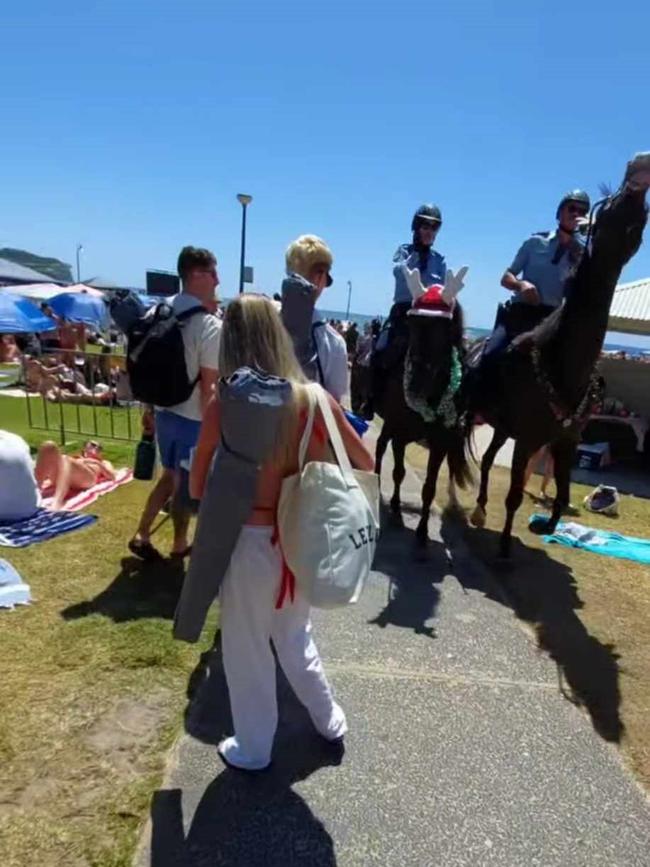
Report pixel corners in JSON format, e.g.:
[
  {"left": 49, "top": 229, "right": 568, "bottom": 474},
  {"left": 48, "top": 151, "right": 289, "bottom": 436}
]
[
  {"left": 483, "top": 189, "right": 591, "bottom": 361},
  {"left": 362, "top": 204, "right": 447, "bottom": 420}
]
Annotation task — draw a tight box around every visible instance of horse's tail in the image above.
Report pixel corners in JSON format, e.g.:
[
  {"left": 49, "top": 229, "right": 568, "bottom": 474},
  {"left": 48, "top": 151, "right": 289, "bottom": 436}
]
[{"left": 447, "top": 424, "right": 474, "bottom": 490}]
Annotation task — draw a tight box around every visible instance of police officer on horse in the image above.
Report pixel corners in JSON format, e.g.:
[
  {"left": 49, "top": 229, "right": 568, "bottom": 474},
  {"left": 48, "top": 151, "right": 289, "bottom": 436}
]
[{"left": 362, "top": 204, "right": 447, "bottom": 420}]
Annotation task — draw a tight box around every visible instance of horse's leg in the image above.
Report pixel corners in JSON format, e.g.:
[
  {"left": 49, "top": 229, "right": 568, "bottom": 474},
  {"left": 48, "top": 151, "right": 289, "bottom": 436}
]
[
  {"left": 530, "top": 438, "right": 576, "bottom": 536},
  {"left": 470, "top": 428, "right": 507, "bottom": 528},
  {"left": 390, "top": 438, "right": 406, "bottom": 518},
  {"left": 499, "top": 439, "right": 533, "bottom": 560},
  {"left": 448, "top": 474, "right": 460, "bottom": 512},
  {"left": 375, "top": 423, "right": 391, "bottom": 477},
  {"left": 416, "top": 443, "right": 446, "bottom": 545}
]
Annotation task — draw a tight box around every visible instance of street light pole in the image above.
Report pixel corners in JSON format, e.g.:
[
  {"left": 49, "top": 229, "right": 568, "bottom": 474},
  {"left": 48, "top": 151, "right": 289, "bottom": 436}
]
[
  {"left": 76, "top": 244, "right": 83, "bottom": 282},
  {"left": 345, "top": 280, "right": 352, "bottom": 319},
  {"left": 236, "top": 194, "right": 253, "bottom": 294}
]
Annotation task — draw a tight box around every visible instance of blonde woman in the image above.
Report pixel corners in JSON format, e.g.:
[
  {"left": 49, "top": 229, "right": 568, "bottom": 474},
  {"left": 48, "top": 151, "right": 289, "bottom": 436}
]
[
  {"left": 190, "top": 294, "right": 374, "bottom": 771},
  {"left": 282, "top": 234, "right": 349, "bottom": 401}
]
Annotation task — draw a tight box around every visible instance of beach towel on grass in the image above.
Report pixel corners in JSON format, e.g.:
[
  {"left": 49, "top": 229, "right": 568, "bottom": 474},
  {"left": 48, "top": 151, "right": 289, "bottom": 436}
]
[
  {"left": 530, "top": 514, "right": 650, "bottom": 566},
  {"left": 41, "top": 468, "right": 133, "bottom": 512},
  {"left": 0, "top": 559, "right": 31, "bottom": 609},
  {"left": 0, "top": 509, "right": 96, "bottom": 548}
]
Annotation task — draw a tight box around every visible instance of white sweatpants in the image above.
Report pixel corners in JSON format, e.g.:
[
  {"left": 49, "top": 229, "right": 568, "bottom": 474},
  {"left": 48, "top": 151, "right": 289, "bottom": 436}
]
[{"left": 219, "top": 526, "right": 347, "bottom": 770}]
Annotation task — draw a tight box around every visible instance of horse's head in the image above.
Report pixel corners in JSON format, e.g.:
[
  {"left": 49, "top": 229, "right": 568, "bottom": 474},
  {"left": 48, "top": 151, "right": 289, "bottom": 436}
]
[{"left": 404, "top": 264, "right": 467, "bottom": 360}]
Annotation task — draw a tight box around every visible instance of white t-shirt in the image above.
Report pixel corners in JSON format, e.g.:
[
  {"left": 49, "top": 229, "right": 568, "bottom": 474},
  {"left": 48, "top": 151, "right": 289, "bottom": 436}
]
[
  {"left": 163, "top": 293, "right": 222, "bottom": 421},
  {"left": 313, "top": 314, "right": 349, "bottom": 402},
  {"left": 0, "top": 431, "right": 39, "bottom": 521}
]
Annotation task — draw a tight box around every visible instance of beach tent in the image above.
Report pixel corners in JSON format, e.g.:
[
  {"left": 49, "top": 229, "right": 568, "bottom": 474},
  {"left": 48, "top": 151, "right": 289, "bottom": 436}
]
[
  {"left": 0, "top": 292, "right": 57, "bottom": 333},
  {"left": 608, "top": 278, "right": 650, "bottom": 336},
  {"left": 63, "top": 283, "right": 105, "bottom": 298},
  {"left": 50, "top": 291, "right": 109, "bottom": 328},
  {"left": 3, "top": 282, "right": 69, "bottom": 302}
]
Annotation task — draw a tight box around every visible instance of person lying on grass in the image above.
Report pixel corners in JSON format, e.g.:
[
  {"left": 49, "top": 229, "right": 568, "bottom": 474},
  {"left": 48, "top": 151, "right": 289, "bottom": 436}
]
[{"left": 34, "top": 440, "right": 116, "bottom": 511}]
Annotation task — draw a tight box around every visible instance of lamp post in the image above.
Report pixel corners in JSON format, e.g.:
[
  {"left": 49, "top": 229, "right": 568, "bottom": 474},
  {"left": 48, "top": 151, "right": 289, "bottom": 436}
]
[
  {"left": 236, "top": 194, "right": 253, "bottom": 294},
  {"left": 76, "top": 244, "right": 83, "bottom": 282},
  {"left": 345, "top": 280, "right": 352, "bottom": 320}
]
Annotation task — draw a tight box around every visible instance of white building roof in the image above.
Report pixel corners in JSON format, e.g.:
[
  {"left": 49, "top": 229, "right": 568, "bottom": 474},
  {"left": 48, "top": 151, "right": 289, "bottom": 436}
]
[{"left": 608, "top": 277, "right": 650, "bottom": 336}]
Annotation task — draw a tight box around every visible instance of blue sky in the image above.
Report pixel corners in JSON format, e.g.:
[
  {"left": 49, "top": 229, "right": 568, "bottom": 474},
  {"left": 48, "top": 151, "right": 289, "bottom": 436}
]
[{"left": 2, "top": 0, "right": 649, "bottom": 342}]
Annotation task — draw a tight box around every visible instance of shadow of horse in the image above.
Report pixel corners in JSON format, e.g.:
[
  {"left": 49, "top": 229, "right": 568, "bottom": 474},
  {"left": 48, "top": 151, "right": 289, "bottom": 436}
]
[
  {"left": 145, "top": 638, "right": 340, "bottom": 866},
  {"left": 364, "top": 500, "right": 447, "bottom": 639},
  {"left": 61, "top": 556, "right": 185, "bottom": 623},
  {"left": 441, "top": 514, "right": 623, "bottom": 743}
]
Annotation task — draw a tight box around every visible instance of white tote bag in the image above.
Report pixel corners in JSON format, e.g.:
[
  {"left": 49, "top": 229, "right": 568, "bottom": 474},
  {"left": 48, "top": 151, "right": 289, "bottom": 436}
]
[{"left": 277, "top": 383, "right": 380, "bottom": 609}]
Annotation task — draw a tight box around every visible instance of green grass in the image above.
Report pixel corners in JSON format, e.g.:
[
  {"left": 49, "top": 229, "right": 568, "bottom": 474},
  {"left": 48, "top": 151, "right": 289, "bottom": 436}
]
[
  {"left": 0, "top": 394, "right": 138, "bottom": 464},
  {"left": 0, "top": 405, "right": 216, "bottom": 865}
]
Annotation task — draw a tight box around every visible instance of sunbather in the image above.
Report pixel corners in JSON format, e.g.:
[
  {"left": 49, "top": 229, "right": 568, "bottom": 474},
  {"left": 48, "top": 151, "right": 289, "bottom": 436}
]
[{"left": 35, "top": 440, "right": 116, "bottom": 511}]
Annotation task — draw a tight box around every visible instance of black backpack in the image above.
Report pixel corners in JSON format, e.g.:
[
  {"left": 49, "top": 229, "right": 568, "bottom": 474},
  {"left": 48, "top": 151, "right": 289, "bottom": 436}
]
[{"left": 126, "top": 302, "right": 206, "bottom": 407}]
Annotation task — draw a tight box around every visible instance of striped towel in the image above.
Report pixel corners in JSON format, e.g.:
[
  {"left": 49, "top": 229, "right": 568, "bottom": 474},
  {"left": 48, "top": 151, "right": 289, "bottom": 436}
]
[
  {"left": 0, "top": 509, "right": 97, "bottom": 548},
  {"left": 41, "top": 467, "right": 133, "bottom": 512}
]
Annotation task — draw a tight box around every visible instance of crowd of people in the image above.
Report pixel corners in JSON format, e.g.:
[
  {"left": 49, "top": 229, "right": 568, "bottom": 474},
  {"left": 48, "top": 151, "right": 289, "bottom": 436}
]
[{"left": 1, "top": 175, "right": 647, "bottom": 773}]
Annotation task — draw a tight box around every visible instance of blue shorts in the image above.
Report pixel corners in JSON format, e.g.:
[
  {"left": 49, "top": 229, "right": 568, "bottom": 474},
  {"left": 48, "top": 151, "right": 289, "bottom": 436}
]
[{"left": 155, "top": 410, "right": 201, "bottom": 471}]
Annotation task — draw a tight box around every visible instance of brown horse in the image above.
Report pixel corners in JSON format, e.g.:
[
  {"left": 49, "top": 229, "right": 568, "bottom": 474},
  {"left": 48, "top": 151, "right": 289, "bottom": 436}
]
[
  {"left": 466, "top": 153, "right": 650, "bottom": 559},
  {"left": 375, "top": 302, "right": 472, "bottom": 546}
]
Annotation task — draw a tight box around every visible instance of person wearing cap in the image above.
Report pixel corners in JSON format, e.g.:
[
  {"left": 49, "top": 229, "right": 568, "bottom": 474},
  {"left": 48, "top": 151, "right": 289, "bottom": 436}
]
[
  {"left": 281, "top": 234, "right": 348, "bottom": 402},
  {"left": 483, "top": 189, "right": 591, "bottom": 361},
  {"left": 361, "top": 204, "right": 447, "bottom": 419}
]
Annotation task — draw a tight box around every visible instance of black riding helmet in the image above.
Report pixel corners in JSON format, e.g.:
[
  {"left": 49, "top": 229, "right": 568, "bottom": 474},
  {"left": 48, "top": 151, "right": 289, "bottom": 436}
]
[
  {"left": 556, "top": 189, "right": 590, "bottom": 220},
  {"left": 411, "top": 204, "right": 442, "bottom": 232}
]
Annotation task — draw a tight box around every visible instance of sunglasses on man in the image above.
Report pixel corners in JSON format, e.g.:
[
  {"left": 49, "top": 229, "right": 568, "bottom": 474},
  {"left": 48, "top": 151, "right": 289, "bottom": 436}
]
[{"left": 567, "top": 205, "right": 588, "bottom": 217}]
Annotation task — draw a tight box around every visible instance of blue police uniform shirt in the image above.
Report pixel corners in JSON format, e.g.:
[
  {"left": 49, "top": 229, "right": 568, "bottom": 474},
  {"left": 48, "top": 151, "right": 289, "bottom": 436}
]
[
  {"left": 509, "top": 231, "right": 585, "bottom": 308},
  {"left": 393, "top": 244, "right": 447, "bottom": 304}
]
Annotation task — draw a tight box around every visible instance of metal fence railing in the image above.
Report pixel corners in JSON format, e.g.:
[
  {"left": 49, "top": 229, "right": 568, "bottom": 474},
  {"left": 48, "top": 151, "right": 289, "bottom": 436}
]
[{"left": 22, "top": 348, "right": 141, "bottom": 445}]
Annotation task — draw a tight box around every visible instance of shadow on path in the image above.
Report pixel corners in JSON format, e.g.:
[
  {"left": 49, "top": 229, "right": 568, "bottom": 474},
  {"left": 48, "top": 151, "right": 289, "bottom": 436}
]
[
  {"left": 442, "top": 515, "right": 623, "bottom": 743},
  {"left": 147, "top": 639, "right": 340, "bottom": 866},
  {"left": 367, "top": 501, "right": 446, "bottom": 638}
]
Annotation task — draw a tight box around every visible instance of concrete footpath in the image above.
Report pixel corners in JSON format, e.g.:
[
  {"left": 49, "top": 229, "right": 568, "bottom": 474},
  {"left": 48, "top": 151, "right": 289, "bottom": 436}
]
[{"left": 135, "top": 447, "right": 650, "bottom": 867}]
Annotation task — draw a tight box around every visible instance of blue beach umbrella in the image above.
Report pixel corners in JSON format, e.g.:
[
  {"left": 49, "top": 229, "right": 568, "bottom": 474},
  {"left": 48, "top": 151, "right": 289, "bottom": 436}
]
[
  {"left": 51, "top": 291, "right": 108, "bottom": 328},
  {"left": 0, "top": 292, "right": 57, "bottom": 333}
]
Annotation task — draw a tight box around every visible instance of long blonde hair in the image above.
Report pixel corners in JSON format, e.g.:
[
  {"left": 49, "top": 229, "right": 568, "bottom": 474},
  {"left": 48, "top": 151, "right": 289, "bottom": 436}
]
[{"left": 219, "top": 294, "right": 308, "bottom": 463}]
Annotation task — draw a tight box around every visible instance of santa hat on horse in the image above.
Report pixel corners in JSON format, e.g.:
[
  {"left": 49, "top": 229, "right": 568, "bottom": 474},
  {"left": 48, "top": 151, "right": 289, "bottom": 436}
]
[{"left": 402, "top": 264, "right": 469, "bottom": 318}]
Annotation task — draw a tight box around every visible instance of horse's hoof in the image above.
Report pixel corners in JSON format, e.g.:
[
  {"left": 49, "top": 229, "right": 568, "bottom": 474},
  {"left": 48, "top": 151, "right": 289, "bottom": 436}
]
[
  {"left": 470, "top": 505, "right": 486, "bottom": 528},
  {"left": 389, "top": 509, "right": 404, "bottom": 528},
  {"left": 529, "top": 516, "right": 554, "bottom": 536}
]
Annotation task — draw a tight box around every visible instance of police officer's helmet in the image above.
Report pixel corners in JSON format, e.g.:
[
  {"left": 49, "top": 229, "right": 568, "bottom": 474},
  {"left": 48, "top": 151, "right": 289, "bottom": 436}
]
[
  {"left": 411, "top": 204, "right": 442, "bottom": 232},
  {"left": 556, "top": 190, "right": 591, "bottom": 220}
]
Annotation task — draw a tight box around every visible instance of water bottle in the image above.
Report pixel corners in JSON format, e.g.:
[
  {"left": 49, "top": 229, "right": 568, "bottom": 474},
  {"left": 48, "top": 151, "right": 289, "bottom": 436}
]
[{"left": 134, "top": 433, "right": 156, "bottom": 481}]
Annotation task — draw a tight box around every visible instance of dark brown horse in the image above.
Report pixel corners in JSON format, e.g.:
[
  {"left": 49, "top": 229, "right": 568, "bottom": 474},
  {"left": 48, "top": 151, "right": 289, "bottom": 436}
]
[
  {"left": 466, "top": 153, "right": 650, "bottom": 559},
  {"left": 375, "top": 302, "right": 472, "bottom": 546}
]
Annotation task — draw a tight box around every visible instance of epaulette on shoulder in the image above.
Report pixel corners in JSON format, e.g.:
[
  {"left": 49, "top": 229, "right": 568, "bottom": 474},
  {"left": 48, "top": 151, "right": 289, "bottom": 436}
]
[{"left": 531, "top": 230, "right": 551, "bottom": 238}]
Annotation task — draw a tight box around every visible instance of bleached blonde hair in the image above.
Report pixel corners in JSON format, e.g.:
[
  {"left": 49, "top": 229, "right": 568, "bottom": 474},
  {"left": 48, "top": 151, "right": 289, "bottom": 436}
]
[
  {"left": 285, "top": 234, "right": 333, "bottom": 278},
  {"left": 219, "top": 294, "right": 308, "bottom": 464}
]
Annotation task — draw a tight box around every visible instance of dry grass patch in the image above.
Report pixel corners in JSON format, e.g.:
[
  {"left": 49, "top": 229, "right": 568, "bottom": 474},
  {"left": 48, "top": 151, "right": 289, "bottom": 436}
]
[{"left": 0, "top": 480, "right": 215, "bottom": 866}]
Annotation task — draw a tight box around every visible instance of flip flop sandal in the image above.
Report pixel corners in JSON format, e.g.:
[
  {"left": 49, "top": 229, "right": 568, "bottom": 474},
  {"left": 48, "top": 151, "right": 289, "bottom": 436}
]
[
  {"left": 169, "top": 546, "right": 193, "bottom": 559},
  {"left": 128, "top": 539, "right": 163, "bottom": 562}
]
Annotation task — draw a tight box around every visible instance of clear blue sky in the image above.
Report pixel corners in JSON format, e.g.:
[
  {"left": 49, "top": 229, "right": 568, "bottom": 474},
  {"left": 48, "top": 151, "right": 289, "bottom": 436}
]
[{"left": 2, "top": 0, "right": 649, "bottom": 342}]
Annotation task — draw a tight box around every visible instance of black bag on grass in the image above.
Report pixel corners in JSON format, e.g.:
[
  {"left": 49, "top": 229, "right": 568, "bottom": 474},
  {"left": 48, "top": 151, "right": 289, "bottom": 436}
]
[{"left": 126, "top": 302, "right": 205, "bottom": 406}]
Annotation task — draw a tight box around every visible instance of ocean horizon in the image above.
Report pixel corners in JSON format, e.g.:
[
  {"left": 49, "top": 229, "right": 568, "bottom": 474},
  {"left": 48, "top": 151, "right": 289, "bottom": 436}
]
[{"left": 318, "top": 308, "right": 650, "bottom": 358}]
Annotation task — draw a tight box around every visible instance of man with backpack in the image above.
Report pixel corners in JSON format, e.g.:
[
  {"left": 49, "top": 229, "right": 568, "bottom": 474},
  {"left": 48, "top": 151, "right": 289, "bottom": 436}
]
[{"left": 128, "top": 246, "right": 221, "bottom": 561}]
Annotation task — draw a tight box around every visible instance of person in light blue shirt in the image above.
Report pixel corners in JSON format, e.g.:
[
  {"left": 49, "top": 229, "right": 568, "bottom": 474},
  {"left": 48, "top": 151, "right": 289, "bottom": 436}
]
[
  {"left": 361, "top": 204, "right": 447, "bottom": 419},
  {"left": 483, "top": 189, "right": 591, "bottom": 360}
]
